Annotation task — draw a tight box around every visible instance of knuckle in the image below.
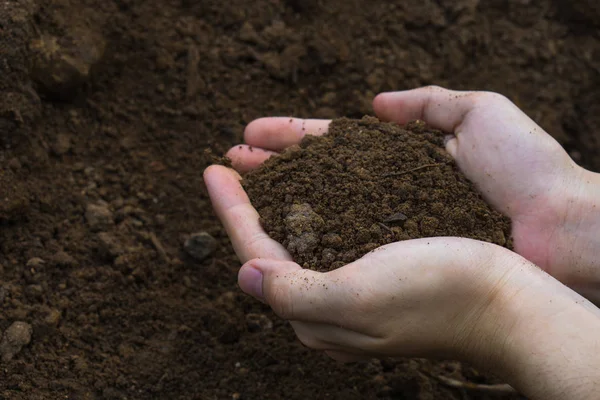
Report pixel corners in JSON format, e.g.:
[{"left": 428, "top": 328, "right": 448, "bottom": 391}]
[
  {"left": 471, "top": 91, "right": 510, "bottom": 107},
  {"left": 242, "top": 231, "right": 267, "bottom": 248},
  {"left": 424, "top": 84, "right": 446, "bottom": 92}
]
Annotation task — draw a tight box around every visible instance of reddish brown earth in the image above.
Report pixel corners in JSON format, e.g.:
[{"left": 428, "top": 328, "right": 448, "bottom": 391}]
[
  {"left": 244, "top": 118, "right": 512, "bottom": 271},
  {"left": 0, "top": 0, "right": 598, "bottom": 399}
]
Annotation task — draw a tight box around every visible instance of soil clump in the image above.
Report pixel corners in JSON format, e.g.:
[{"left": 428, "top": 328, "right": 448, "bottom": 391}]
[{"left": 244, "top": 117, "right": 512, "bottom": 271}]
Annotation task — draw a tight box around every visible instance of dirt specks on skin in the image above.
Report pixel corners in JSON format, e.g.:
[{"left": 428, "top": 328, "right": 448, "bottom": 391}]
[{"left": 244, "top": 117, "right": 512, "bottom": 271}]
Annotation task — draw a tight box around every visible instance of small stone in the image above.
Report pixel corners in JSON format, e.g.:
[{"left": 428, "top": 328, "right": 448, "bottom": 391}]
[
  {"left": 239, "top": 22, "right": 260, "bottom": 43},
  {"left": 321, "top": 248, "right": 337, "bottom": 264},
  {"left": 320, "top": 92, "right": 337, "bottom": 105},
  {"left": 215, "top": 291, "right": 238, "bottom": 311},
  {"left": 97, "top": 232, "right": 124, "bottom": 258},
  {"left": 52, "top": 251, "right": 78, "bottom": 267},
  {"left": 245, "top": 313, "right": 273, "bottom": 332},
  {"left": 285, "top": 204, "right": 324, "bottom": 254},
  {"left": 26, "top": 257, "right": 46, "bottom": 269},
  {"left": 52, "top": 133, "right": 71, "bottom": 155},
  {"left": 118, "top": 343, "right": 135, "bottom": 358},
  {"left": 86, "top": 203, "right": 114, "bottom": 231},
  {"left": 493, "top": 230, "right": 507, "bottom": 246},
  {"left": 44, "top": 309, "right": 61, "bottom": 326},
  {"left": 321, "top": 233, "right": 343, "bottom": 249},
  {"left": 0, "top": 322, "right": 33, "bottom": 362},
  {"left": 184, "top": 232, "right": 217, "bottom": 261},
  {"left": 30, "top": 28, "right": 106, "bottom": 98},
  {"left": 383, "top": 212, "right": 408, "bottom": 223}
]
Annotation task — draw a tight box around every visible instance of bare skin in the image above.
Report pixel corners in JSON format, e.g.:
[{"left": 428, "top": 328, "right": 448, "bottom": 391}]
[{"left": 205, "top": 86, "right": 600, "bottom": 399}]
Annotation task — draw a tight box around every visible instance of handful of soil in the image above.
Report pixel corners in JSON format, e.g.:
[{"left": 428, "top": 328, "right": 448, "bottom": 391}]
[{"left": 243, "top": 117, "right": 512, "bottom": 271}]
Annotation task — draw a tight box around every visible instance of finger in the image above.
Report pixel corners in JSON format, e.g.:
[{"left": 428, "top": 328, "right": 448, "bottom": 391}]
[
  {"left": 373, "top": 86, "right": 481, "bottom": 133},
  {"left": 204, "top": 165, "right": 291, "bottom": 263},
  {"left": 240, "top": 258, "right": 352, "bottom": 324},
  {"left": 244, "top": 117, "right": 331, "bottom": 151},
  {"left": 225, "top": 145, "right": 278, "bottom": 173},
  {"left": 293, "top": 320, "right": 382, "bottom": 354}
]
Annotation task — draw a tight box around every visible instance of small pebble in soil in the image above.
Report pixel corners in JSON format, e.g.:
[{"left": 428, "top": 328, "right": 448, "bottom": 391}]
[
  {"left": 97, "top": 232, "right": 125, "bottom": 258},
  {"left": 44, "top": 309, "right": 62, "bottom": 327},
  {"left": 284, "top": 203, "right": 324, "bottom": 254},
  {"left": 26, "top": 257, "right": 46, "bottom": 268},
  {"left": 184, "top": 232, "right": 217, "bottom": 261},
  {"left": 51, "top": 251, "right": 78, "bottom": 267},
  {"left": 30, "top": 27, "right": 106, "bottom": 97},
  {"left": 85, "top": 202, "right": 114, "bottom": 231},
  {"left": 245, "top": 313, "right": 273, "bottom": 332},
  {"left": 0, "top": 322, "right": 33, "bottom": 362},
  {"left": 51, "top": 133, "right": 72, "bottom": 156}
]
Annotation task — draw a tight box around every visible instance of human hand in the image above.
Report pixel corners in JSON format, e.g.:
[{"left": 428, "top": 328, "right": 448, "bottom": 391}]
[
  {"left": 373, "top": 87, "right": 600, "bottom": 300},
  {"left": 204, "top": 165, "right": 600, "bottom": 400},
  {"left": 204, "top": 164, "right": 512, "bottom": 361},
  {"left": 225, "top": 86, "right": 600, "bottom": 302}
]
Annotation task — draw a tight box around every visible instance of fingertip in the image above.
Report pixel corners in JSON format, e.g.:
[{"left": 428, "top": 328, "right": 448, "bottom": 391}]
[
  {"left": 372, "top": 93, "right": 384, "bottom": 116},
  {"left": 204, "top": 164, "right": 242, "bottom": 188},
  {"left": 226, "top": 145, "right": 278, "bottom": 173},
  {"left": 372, "top": 91, "right": 413, "bottom": 123},
  {"left": 372, "top": 92, "right": 391, "bottom": 120},
  {"left": 239, "top": 258, "right": 302, "bottom": 301},
  {"left": 204, "top": 164, "right": 248, "bottom": 216},
  {"left": 244, "top": 117, "right": 331, "bottom": 150},
  {"left": 203, "top": 164, "right": 226, "bottom": 187}
]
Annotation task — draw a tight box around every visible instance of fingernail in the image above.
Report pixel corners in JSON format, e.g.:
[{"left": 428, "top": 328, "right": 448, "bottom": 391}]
[{"left": 238, "top": 266, "right": 264, "bottom": 300}]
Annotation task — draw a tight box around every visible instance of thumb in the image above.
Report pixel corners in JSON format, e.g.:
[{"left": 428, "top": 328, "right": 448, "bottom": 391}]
[{"left": 238, "top": 258, "right": 347, "bottom": 324}]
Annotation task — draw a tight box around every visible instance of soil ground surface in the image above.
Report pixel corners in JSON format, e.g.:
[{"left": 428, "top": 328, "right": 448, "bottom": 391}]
[
  {"left": 244, "top": 117, "right": 512, "bottom": 271},
  {"left": 0, "top": 0, "right": 598, "bottom": 399}
]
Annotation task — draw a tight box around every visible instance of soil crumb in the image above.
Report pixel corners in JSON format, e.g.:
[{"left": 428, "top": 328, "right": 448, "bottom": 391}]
[{"left": 244, "top": 117, "right": 512, "bottom": 271}]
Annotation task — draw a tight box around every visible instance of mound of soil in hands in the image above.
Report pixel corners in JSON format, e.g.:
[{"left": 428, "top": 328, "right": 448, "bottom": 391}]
[{"left": 244, "top": 117, "right": 512, "bottom": 271}]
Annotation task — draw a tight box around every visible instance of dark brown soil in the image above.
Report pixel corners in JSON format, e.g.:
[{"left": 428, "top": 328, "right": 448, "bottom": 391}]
[
  {"left": 244, "top": 117, "right": 512, "bottom": 271},
  {"left": 0, "top": 0, "right": 598, "bottom": 399}
]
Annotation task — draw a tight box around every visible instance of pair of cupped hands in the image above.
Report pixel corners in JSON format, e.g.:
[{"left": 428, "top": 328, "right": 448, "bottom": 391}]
[{"left": 206, "top": 87, "right": 600, "bottom": 399}]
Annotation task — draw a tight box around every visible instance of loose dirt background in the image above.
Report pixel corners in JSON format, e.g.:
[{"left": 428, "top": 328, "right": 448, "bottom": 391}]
[{"left": 0, "top": 0, "right": 598, "bottom": 399}]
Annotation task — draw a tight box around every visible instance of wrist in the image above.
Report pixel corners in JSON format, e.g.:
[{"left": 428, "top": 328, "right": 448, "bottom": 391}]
[{"left": 464, "top": 253, "right": 600, "bottom": 399}]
